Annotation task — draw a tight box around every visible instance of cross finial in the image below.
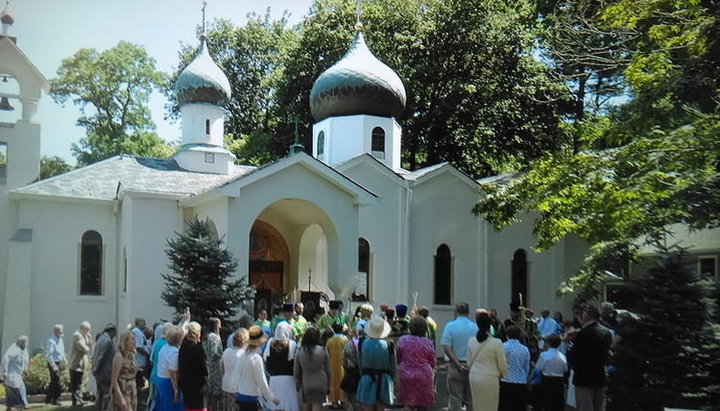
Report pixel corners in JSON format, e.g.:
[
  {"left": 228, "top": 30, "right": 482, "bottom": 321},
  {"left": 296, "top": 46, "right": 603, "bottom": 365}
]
[
  {"left": 201, "top": 1, "right": 207, "bottom": 34},
  {"left": 289, "top": 116, "right": 305, "bottom": 155},
  {"left": 354, "top": 0, "right": 363, "bottom": 31}
]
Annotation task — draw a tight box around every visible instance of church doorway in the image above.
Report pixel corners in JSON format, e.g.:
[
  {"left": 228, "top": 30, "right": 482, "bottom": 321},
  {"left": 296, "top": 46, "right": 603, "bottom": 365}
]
[{"left": 249, "top": 221, "right": 290, "bottom": 315}]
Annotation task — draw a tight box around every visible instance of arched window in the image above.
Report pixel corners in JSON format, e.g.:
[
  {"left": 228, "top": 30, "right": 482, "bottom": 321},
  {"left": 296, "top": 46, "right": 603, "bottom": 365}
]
[
  {"left": 353, "top": 238, "right": 370, "bottom": 301},
  {"left": 434, "top": 244, "right": 451, "bottom": 305},
  {"left": 371, "top": 127, "right": 385, "bottom": 159},
  {"left": 511, "top": 249, "right": 528, "bottom": 307},
  {"left": 317, "top": 131, "right": 325, "bottom": 156},
  {"left": 80, "top": 230, "right": 102, "bottom": 295},
  {"left": 205, "top": 119, "right": 210, "bottom": 135}
]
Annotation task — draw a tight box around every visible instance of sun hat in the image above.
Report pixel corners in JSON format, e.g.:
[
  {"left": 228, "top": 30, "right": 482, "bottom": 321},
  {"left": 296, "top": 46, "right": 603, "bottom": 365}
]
[
  {"left": 365, "top": 317, "right": 391, "bottom": 339},
  {"left": 247, "top": 325, "right": 268, "bottom": 347}
]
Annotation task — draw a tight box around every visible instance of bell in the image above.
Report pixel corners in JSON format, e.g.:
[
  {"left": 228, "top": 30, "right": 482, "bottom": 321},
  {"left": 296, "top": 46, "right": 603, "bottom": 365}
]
[{"left": 0, "top": 96, "right": 14, "bottom": 111}]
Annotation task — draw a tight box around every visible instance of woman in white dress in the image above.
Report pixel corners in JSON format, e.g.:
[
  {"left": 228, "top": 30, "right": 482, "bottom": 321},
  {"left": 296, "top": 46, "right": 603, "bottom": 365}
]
[{"left": 263, "top": 321, "right": 300, "bottom": 411}]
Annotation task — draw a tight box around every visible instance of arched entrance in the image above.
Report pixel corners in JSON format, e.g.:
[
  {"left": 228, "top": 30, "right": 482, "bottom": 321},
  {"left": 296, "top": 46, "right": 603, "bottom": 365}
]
[{"left": 248, "top": 221, "right": 290, "bottom": 315}]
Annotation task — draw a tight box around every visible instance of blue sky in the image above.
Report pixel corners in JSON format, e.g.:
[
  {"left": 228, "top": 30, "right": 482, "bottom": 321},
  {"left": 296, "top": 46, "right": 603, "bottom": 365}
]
[{"left": 1, "top": 0, "right": 313, "bottom": 163}]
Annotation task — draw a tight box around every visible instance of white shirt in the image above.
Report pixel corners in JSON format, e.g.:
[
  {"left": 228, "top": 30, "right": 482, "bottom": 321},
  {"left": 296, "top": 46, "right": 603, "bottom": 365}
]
[
  {"left": 232, "top": 350, "right": 276, "bottom": 402},
  {"left": 538, "top": 317, "right": 559, "bottom": 338},
  {"left": 133, "top": 327, "right": 149, "bottom": 367},
  {"left": 157, "top": 344, "right": 179, "bottom": 379},
  {"left": 535, "top": 348, "right": 567, "bottom": 377},
  {"left": 1, "top": 343, "right": 29, "bottom": 389},
  {"left": 220, "top": 347, "right": 245, "bottom": 392}
]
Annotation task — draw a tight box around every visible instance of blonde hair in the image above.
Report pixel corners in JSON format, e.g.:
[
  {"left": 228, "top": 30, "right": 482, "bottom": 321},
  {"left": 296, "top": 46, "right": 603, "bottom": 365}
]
[
  {"left": 186, "top": 321, "right": 201, "bottom": 343},
  {"left": 117, "top": 332, "right": 135, "bottom": 354},
  {"left": 161, "top": 322, "right": 174, "bottom": 338},
  {"left": 166, "top": 326, "right": 184, "bottom": 346},
  {"left": 232, "top": 328, "right": 249, "bottom": 348}
]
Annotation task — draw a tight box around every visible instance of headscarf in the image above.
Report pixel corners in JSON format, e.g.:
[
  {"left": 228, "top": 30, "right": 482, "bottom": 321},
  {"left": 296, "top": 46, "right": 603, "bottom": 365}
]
[{"left": 263, "top": 321, "right": 298, "bottom": 361}]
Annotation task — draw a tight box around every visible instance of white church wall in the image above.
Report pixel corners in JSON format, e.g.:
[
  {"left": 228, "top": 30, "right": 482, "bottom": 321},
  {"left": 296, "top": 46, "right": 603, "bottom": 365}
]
[
  {"left": 193, "top": 198, "right": 229, "bottom": 239},
  {"left": 15, "top": 199, "right": 118, "bottom": 353},
  {"left": 180, "top": 103, "right": 225, "bottom": 147},
  {"left": 224, "top": 162, "right": 360, "bottom": 296},
  {"left": 408, "top": 171, "right": 483, "bottom": 329},
  {"left": 339, "top": 159, "right": 408, "bottom": 304},
  {"left": 124, "top": 197, "right": 182, "bottom": 325}
]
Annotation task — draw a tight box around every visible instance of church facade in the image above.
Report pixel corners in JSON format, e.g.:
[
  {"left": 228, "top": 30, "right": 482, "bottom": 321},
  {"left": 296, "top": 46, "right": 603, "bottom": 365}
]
[{"left": 0, "top": 18, "right": 594, "bottom": 351}]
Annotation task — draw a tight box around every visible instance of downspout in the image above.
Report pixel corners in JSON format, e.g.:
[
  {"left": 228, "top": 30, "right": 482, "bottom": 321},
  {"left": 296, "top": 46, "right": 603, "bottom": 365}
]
[{"left": 403, "top": 183, "right": 412, "bottom": 303}]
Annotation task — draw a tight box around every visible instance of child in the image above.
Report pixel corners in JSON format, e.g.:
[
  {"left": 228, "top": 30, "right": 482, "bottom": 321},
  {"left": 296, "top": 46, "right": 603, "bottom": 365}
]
[{"left": 535, "top": 334, "right": 568, "bottom": 411}]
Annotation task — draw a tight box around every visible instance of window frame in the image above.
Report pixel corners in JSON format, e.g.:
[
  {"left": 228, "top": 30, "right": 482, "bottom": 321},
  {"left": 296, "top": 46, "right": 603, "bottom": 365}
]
[
  {"left": 371, "top": 127, "right": 385, "bottom": 159},
  {"left": 433, "top": 244, "right": 452, "bottom": 305},
  {"left": 78, "top": 230, "right": 104, "bottom": 296},
  {"left": 698, "top": 255, "right": 717, "bottom": 278}
]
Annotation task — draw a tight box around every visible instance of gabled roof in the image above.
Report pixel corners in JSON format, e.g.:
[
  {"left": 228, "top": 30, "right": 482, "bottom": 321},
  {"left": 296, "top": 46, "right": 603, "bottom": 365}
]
[
  {"left": 11, "top": 155, "right": 255, "bottom": 202},
  {"left": 333, "top": 153, "right": 408, "bottom": 187},
  {"left": 195, "top": 151, "right": 377, "bottom": 207},
  {"left": 400, "top": 162, "right": 479, "bottom": 190},
  {"left": 476, "top": 172, "right": 519, "bottom": 187},
  {"left": 0, "top": 37, "right": 50, "bottom": 98}
]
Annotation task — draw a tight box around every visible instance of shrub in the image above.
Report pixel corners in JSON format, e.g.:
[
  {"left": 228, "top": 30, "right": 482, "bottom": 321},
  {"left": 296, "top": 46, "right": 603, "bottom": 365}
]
[{"left": 25, "top": 353, "right": 70, "bottom": 395}]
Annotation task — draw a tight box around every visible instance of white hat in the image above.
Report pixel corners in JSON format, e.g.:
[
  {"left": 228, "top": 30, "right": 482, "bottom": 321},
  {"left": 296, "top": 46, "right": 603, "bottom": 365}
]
[{"left": 365, "top": 317, "right": 391, "bottom": 339}]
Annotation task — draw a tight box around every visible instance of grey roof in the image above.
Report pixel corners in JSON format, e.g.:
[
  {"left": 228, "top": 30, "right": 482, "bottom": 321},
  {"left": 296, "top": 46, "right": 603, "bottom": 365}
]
[
  {"left": 175, "top": 37, "right": 232, "bottom": 107},
  {"left": 400, "top": 162, "right": 448, "bottom": 181},
  {"left": 310, "top": 30, "right": 406, "bottom": 122},
  {"left": 13, "top": 155, "right": 255, "bottom": 201},
  {"left": 476, "top": 172, "right": 519, "bottom": 186}
]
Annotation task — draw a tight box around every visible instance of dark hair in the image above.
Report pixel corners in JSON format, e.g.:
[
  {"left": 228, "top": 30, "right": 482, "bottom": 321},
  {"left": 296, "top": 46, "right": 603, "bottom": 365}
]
[
  {"left": 409, "top": 316, "right": 427, "bottom": 337},
  {"left": 476, "top": 312, "right": 491, "bottom": 342},
  {"left": 506, "top": 326, "right": 521, "bottom": 340},
  {"left": 418, "top": 306, "right": 430, "bottom": 317},
  {"left": 545, "top": 334, "right": 561, "bottom": 348},
  {"left": 331, "top": 323, "right": 345, "bottom": 334},
  {"left": 207, "top": 317, "right": 220, "bottom": 333},
  {"left": 237, "top": 315, "right": 253, "bottom": 330},
  {"left": 583, "top": 306, "right": 601, "bottom": 321},
  {"left": 455, "top": 302, "right": 470, "bottom": 315},
  {"left": 302, "top": 326, "right": 321, "bottom": 348}
]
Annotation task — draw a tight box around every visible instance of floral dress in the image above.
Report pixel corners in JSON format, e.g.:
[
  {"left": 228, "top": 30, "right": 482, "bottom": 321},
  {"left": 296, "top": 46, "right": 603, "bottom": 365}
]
[
  {"left": 110, "top": 351, "right": 138, "bottom": 411},
  {"left": 396, "top": 335, "right": 436, "bottom": 407},
  {"left": 203, "top": 332, "right": 224, "bottom": 411}
]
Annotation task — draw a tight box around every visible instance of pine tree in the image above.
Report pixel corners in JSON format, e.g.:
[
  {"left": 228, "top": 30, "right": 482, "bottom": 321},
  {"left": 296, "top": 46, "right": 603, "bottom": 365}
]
[
  {"left": 607, "top": 244, "right": 719, "bottom": 410},
  {"left": 162, "top": 217, "right": 254, "bottom": 327}
]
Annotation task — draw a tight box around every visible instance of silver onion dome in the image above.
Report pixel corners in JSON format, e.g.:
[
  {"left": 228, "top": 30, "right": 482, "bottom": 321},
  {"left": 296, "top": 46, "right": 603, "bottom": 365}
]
[
  {"left": 175, "top": 35, "right": 231, "bottom": 107},
  {"left": 310, "top": 30, "right": 406, "bottom": 122}
]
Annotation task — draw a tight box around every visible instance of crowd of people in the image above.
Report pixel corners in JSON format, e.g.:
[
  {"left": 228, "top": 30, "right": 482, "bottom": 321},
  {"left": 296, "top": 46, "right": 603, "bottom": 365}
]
[{"left": 0, "top": 299, "right": 618, "bottom": 411}]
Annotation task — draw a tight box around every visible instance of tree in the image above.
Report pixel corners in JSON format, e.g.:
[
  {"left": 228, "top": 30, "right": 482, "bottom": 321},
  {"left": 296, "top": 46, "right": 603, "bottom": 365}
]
[
  {"left": 39, "top": 155, "right": 73, "bottom": 179},
  {"left": 475, "top": 0, "right": 720, "bottom": 297},
  {"left": 51, "top": 41, "right": 171, "bottom": 165},
  {"left": 161, "top": 217, "right": 254, "bottom": 326},
  {"left": 607, "top": 245, "right": 719, "bottom": 410}
]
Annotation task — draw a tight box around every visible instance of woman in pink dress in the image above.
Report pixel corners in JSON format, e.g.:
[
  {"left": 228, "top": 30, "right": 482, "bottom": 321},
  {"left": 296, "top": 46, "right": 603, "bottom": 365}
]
[{"left": 396, "top": 316, "right": 436, "bottom": 410}]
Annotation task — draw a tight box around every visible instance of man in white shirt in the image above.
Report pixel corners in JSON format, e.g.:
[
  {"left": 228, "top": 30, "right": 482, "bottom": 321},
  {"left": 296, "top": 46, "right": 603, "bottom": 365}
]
[
  {"left": 441, "top": 302, "right": 478, "bottom": 411},
  {"left": 44, "top": 324, "right": 67, "bottom": 405},
  {"left": 536, "top": 334, "right": 568, "bottom": 411},
  {"left": 1, "top": 335, "right": 30, "bottom": 411}
]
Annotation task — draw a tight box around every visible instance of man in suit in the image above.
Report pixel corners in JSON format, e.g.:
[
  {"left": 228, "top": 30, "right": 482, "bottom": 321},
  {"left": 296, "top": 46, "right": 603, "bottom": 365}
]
[
  {"left": 68, "top": 321, "right": 92, "bottom": 406},
  {"left": 568, "top": 305, "right": 613, "bottom": 411},
  {"left": 92, "top": 324, "right": 117, "bottom": 411}
]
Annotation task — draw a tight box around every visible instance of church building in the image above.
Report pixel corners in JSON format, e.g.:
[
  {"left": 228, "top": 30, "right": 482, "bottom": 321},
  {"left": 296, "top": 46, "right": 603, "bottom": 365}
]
[{"left": 2, "top": 10, "right": 605, "bottom": 351}]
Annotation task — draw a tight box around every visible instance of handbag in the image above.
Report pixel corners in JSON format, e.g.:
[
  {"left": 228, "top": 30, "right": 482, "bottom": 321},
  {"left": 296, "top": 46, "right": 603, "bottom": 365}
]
[{"left": 340, "top": 367, "right": 360, "bottom": 393}]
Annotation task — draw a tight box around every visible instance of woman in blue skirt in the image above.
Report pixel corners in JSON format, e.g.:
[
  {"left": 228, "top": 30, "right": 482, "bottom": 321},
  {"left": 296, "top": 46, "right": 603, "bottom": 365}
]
[{"left": 356, "top": 317, "right": 395, "bottom": 411}]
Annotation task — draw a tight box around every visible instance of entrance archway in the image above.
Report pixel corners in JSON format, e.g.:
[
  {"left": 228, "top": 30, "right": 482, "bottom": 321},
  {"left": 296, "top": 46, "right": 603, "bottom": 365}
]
[{"left": 248, "top": 221, "right": 290, "bottom": 315}]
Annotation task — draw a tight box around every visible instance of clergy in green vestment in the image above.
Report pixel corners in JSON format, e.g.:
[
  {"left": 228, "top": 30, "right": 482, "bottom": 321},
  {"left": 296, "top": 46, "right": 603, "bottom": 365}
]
[{"left": 316, "top": 300, "right": 348, "bottom": 332}]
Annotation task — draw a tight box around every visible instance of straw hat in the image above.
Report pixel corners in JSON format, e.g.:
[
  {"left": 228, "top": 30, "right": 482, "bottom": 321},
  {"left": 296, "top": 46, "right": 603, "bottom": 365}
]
[
  {"left": 365, "top": 317, "right": 391, "bottom": 339},
  {"left": 247, "top": 325, "right": 267, "bottom": 347}
]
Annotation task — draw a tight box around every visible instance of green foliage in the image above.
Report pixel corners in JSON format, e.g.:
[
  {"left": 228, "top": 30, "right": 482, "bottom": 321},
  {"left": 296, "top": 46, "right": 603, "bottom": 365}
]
[
  {"left": 607, "top": 245, "right": 720, "bottom": 409},
  {"left": 39, "top": 155, "right": 74, "bottom": 180},
  {"left": 25, "top": 353, "right": 70, "bottom": 395},
  {"left": 162, "top": 217, "right": 254, "bottom": 327},
  {"left": 50, "top": 41, "right": 171, "bottom": 165}
]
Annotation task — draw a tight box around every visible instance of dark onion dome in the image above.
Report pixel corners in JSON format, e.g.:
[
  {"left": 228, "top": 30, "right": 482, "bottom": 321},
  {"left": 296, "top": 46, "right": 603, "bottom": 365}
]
[
  {"left": 175, "top": 34, "right": 231, "bottom": 107},
  {"left": 310, "top": 30, "right": 406, "bottom": 122},
  {"left": 1, "top": 1, "right": 14, "bottom": 25}
]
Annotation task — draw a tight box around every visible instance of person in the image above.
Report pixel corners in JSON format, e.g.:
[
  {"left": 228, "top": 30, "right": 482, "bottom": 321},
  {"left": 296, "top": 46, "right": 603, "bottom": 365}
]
[
  {"left": 227, "top": 315, "right": 254, "bottom": 349},
  {"left": 263, "top": 321, "right": 300, "bottom": 411},
  {"left": 157, "top": 326, "right": 184, "bottom": 411},
  {"left": 1, "top": 336, "right": 30, "bottom": 411},
  {"left": 294, "top": 302, "right": 309, "bottom": 338},
  {"left": 204, "top": 317, "right": 224, "bottom": 411},
  {"left": 417, "top": 306, "right": 437, "bottom": 346},
  {"left": 235, "top": 325, "right": 279, "bottom": 411},
  {"left": 396, "top": 316, "right": 436, "bottom": 411},
  {"left": 467, "top": 312, "right": 507, "bottom": 411},
  {"left": 599, "top": 302, "right": 618, "bottom": 334},
  {"left": 536, "top": 334, "right": 567, "bottom": 411},
  {"left": 179, "top": 322, "right": 208, "bottom": 411},
  {"left": 341, "top": 321, "right": 365, "bottom": 411},
  {"left": 94, "top": 324, "right": 118, "bottom": 411},
  {"left": 110, "top": 331, "right": 139, "bottom": 411},
  {"left": 537, "top": 309, "right": 558, "bottom": 340},
  {"left": 390, "top": 304, "right": 410, "bottom": 341},
  {"left": 221, "top": 328, "right": 248, "bottom": 411},
  {"left": 254, "top": 310, "right": 271, "bottom": 329},
  {"left": 149, "top": 322, "right": 173, "bottom": 411},
  {"left": 440, "top": 302, "right": 478, "bottom": 411},
  {"left": 294, "top": 326, "right": 329, "bottom": 411},
  {"left": 326, "top": 323, "right": 348, "bottom": 408},
  {"left": 316, "top": 301, "right": 347, "bottom": 332},
  {"left": 271, "top": 304, "right": 296, "bottom": 334},
  {"left": 69, "top": 321, "right": 93, "bottom": 406},
  {"left": 567, "top": 306, "right": 612, "bottom": 411},
  {"left": 44, "top": 324, "right": 67, "bottom": 405},
  {"left": 499, "top": 326, "right": 529, "bottom": 411},
  {"left": 356, "top": 317, "right": 395, "bottom": 410},
  {"left": 132, "top": 317, "right": 151, "bottom": 409}
]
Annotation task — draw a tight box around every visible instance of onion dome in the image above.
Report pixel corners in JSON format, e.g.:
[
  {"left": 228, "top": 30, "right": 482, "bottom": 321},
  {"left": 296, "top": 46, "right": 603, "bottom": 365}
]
[
  {"left": 175, "top": 34, "right": 231, "bottom": 107},
  {"left": 310, "top": 29, "right": 406, "bottom": 122},
  {"left": 1, "top": 1, "right": 14, "bottom": 26}
]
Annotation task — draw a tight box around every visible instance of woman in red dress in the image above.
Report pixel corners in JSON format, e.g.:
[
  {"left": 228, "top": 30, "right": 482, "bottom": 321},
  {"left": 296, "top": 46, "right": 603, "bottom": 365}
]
[{"left": 396, "top": 316, "right": 436, "bottom": 411}]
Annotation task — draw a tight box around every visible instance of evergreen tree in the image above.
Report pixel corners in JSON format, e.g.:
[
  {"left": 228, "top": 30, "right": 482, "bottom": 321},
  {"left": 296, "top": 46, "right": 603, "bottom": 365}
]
[
  {"left": 162, "top": 217, "right": 254, "bottom": 327},
  {"left": 607, "top": 244, "right": 719, "bottom": 410}
]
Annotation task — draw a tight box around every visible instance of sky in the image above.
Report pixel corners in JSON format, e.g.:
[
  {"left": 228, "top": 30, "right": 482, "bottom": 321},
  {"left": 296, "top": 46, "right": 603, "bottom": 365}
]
[{"left": 0, "top": 0, "right": 314, "bottom": 163}]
